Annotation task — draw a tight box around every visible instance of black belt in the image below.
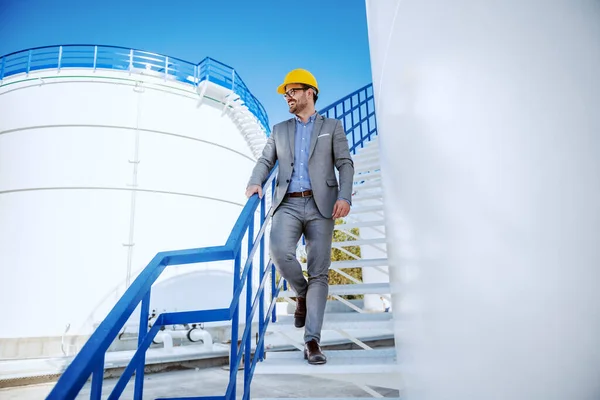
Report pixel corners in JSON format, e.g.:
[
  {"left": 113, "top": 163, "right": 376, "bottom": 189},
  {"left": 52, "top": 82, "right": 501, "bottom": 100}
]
[{"left": 287, "top": 190, "right": 313, "bottom": 198}]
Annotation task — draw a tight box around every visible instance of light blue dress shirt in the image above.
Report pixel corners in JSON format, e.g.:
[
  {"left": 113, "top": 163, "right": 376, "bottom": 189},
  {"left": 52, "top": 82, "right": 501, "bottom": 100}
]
[{"left": 287, "top": 113, "right": 317, "bottom": 193}]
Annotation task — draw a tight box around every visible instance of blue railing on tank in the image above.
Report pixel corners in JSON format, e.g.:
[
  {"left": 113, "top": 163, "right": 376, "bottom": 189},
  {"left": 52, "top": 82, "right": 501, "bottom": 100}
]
[
  {"left": 0, "top": 44, "right": 270, "bottom": 134},
  {"left": 46, "top": 84, "right": 377, "bottom": 399}
]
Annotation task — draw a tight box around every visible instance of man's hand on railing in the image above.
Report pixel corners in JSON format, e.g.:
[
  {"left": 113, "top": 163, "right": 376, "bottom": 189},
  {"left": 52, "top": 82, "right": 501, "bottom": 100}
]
[{"left": 245, "top": 184, "right": 263, "bottom": 199}]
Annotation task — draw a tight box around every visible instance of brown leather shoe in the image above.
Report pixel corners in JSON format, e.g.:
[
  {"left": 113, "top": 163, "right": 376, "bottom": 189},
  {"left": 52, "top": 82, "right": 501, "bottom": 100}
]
[
  {"left": 304, "top": 339, "right": 327, "bottom": 364},
  {"left": 294, "top": 297, "right": 306, "bottom": 328}
]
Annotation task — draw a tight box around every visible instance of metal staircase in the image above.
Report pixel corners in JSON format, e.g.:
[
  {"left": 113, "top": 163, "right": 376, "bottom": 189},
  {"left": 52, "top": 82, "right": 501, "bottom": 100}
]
[
  {"left": 254, "top": 136, "right": 401, "bottom": 399},
  {"left": 45, "top": 83, "right": 397, "bottom": 400}
]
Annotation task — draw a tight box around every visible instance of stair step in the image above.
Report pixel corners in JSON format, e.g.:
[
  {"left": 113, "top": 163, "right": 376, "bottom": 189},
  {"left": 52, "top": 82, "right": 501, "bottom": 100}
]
[
  {"left": 353, "top": 154, "right": 379, "bottom": 164},
  {"left": 353, "top": 172, "right": 382, "bottom": 183},
  {"left": 354, "top": 169, "right": 381, "bottom": 176},
  {"left": 331, "top": 237, "right": 386, "bottom": 248},
  {"left": 255, "top": 348, "right": 397, "bottom": 375},
  {"left": 300, "top": 258, "right": 387, "bottom": 271},
  {"left": 355, "top": 145, "right": 380, "bottom": 155},
  {"left": 354, "top": 147, "right": 380, "bottom": 156},
  {"left": 351, "top": 192, "right": 383, "bottom": 201},
  {"left": 354, "top": 180, "right": 381, "bottom": 193},
  {"left": 350, "top": 204, "right": 384, "bottom": 214},
  {"left": 329, "top": 257, "right": 389, "bottom": 268},
  {"left": 354, "top": 160, "right": 381, "bottom": 171},
  {"left": 258, "top": 394, "right": 399, "bottom": 400},
  {"left": 280, "top": 282, "right": 390, "bottom": 297},
  {"left": 269, "top": 312, "right": 393, "bottom": 331},
  {"left": 354, "top": 170, "right": 382, "bottom": 180},
  {"left": 335, "top": 219, "right": 385, "bottom": 230}
]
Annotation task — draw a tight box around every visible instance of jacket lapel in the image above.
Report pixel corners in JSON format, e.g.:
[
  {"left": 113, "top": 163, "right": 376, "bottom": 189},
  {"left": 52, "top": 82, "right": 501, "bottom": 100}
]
[
  {"left": 287, "top": 119, "right": 295, "bottom": 158},
  {"left": 308, "top": 114, "right": 324, "bottom": 159}
]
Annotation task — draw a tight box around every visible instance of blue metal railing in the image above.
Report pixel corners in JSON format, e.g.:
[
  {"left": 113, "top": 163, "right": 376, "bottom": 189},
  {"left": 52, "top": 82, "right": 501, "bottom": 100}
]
[
  {"left": 47, "top": 166, "right": 280, "bottom": 400},
  {"left": 0, "top": 45, "right": 270, "bottom": 134},
  {"left": 320, "top": 83, "right": 378, "bottom": 152},
  {"left": 46, "top": 83, "right": 377, "bottom": 399}
]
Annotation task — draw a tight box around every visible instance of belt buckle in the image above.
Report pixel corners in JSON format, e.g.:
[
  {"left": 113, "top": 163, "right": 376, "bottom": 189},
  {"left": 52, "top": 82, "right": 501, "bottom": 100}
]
[{"left": 301, "top": 191, "right": 307, "bottom": 198}]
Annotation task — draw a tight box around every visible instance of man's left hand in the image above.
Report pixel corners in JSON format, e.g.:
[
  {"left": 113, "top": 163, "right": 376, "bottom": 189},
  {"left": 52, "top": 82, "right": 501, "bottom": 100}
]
[{"left": 332, "top": 200, "right": 351, "bottom": 219}]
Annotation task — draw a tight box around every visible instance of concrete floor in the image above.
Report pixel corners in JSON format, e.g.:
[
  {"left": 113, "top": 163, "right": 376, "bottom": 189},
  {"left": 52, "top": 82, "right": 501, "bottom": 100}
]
[{"left": 0, "top": 366, "right": 401, "bottom": 399}]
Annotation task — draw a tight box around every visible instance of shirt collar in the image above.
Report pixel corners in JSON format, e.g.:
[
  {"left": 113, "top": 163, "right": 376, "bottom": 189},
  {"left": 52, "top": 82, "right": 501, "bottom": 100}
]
[{"left": 295, "top": 112, "right": 318, "bottom": 124}]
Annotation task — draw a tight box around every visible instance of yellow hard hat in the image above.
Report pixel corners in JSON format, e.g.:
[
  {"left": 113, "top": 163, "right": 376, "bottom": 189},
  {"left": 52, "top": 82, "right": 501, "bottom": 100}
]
[{"left": 277, "top": 69, "right": 319, "bottom": 94}]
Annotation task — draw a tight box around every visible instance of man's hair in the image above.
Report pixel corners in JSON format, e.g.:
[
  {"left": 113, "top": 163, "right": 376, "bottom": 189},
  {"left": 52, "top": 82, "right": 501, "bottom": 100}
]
[{"left": 302, "top": 84, "right": 319, "bottom": 105}]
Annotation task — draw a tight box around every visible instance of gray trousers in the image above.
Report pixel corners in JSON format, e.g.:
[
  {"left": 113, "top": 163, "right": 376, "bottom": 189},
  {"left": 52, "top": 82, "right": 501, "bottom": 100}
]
[{"left": 270, "top": 196, "right": 335, "bottom": 343}]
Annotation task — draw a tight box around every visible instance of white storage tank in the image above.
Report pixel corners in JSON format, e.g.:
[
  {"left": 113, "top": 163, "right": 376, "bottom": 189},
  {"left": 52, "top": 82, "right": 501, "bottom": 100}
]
[{"left": 0, "top": 45, "right": 268, "bottom": 357}]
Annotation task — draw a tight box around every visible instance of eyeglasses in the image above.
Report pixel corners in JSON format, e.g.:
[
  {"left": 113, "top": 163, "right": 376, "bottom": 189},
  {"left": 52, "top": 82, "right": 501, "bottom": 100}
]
[{"left": 283, "top": 88, "right": 307, "bottom": 98}]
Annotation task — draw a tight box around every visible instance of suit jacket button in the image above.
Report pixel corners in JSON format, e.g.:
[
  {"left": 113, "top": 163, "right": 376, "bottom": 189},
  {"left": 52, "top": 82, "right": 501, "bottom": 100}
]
[
  {"left": 291, "top": 163, "right": 294, "bottom": 166},
  {"left": 286, "top": 179, "right": 290, "bottom": 183}
]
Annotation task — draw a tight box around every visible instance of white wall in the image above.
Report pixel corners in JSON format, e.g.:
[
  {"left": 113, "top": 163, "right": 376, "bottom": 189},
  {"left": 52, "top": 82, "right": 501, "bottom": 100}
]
[
  {"left": 366, "top": 1, "right": 600, "bottom": 399},
  {"left": 0, "top": 69, "right": 266, "bottom": 339}
]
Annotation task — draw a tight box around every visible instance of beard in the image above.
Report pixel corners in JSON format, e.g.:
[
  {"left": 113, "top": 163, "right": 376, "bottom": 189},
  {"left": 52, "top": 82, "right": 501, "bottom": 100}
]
[{"left": 288, "top": 97, "right": 306, "bottom": 114}]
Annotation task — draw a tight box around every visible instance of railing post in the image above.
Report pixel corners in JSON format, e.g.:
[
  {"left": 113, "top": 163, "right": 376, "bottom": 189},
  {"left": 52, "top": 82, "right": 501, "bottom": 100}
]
[
  {"left": 205, "top": 58, "right": 210, "bottom": 83},
  {"left": 230, "top": 252, "right": 241, "bottom": 394},
  {"left": 93, "top": 46, "right": 98, "bottom": 71},
  {"left": 133, "top": 290, "right": 151, "bottom": 400},
  {"left": 164, "top": 56, "right": 169, "bottom": 82},
  {"left": 58, "top": 45, "right": 63, "bottom": 73},
  {"left": 26, "top": 50, "right": 31, "bottom": 76},
  {"left": 271, "top": 178, "right": 277, "bottom": 323},
  {"left": 258, "top": 196, "right": 266, "bottom": 360},
  {"left": 194, "top": 64, "right": 198, "bottom": 86},
  {"left": 244, "top": 214, "right": 254, "bottom": 398},
  {"left": 129, "top": 49, "right": 133, "bottom": 74},
  {"left": 90, "top": 354, "right": 105, "bottom": 399},
  {"left": 0, "top": 56, "right": 5, "bottom": 84}
]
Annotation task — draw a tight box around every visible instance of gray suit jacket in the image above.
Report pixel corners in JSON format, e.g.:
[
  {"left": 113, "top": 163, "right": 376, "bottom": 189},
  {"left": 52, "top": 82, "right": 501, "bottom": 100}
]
[{"left": 247, "top": 113, "right": 354, "bottom": 218}]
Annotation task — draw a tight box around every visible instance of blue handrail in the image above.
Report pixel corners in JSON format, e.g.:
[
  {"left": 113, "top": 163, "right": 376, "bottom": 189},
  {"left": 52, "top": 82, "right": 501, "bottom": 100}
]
[
  {"left": 47, "top": 166, "right": 280, "bottom": 400},
  {"left": 46, "top": 83, "right": 377, "bottom": 399},
  {"left": 0, "top": 45, "right": 270, "bottom": 135}
]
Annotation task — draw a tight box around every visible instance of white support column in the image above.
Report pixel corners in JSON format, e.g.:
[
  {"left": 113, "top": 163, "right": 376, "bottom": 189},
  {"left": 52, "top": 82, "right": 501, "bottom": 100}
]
[{"left": 366, "top": 1, "right": 600, "bottom": 399}]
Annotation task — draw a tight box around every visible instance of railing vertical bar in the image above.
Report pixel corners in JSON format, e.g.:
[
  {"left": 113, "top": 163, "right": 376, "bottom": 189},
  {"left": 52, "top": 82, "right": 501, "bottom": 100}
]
[
  {"left": 26, "top": 50, "right": 31, "bottom": 76},
  {"left": 164, "top": 56, "right": 169, "bottom": 81},
  {"left": 230, "top": 252, "right": 241, "bottom": 394},
  {"left": 271, "top": 178, "right": 277, "bottom": 323},
  {"left": 366, "top": 92, "right": 371, "bottom": 143},
  {"left": 271, "top": 261, "right": 277, "bottom": 323},
  {"left": 133, "top": 290, "right": 151, "bottom": 400},
  {"left": 373, "top": 97, "right": 378, "bottom": 135},
  {"left": 93, "top": 46, "right": 98, "bottom": 71},
  {"left": 0, "top": 56, "right": 5, "bottom": 83},
  {"left": 90, "top": 354, "right": 105, "bottom": 399},
  {"left": 206, "top": 58, "right": 210, "bottom": 83},
  {"left": 57, "top": 46, "right": 63, "bottom": 73},
  {"left": 129, "top": 49, "right": 133, "bottom": 73},
  {"left": 194, "top": 64, "right": 198, "bottom": 86},
  {"left": 258, "top": 196, "right": 266, "bottom": 360},
  {"left": 244, "top": 215, "right": 254, "bottom": 398}
]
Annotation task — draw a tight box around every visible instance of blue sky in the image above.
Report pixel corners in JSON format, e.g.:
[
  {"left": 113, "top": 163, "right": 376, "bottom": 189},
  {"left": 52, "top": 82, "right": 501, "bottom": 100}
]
[{"left": 0, "top": 0, "right": 373, "bottom": 126}]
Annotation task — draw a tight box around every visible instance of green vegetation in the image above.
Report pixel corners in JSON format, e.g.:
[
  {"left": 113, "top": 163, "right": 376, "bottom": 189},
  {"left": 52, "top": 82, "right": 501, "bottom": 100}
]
[{"left": 275, "top": 219, "right": 363, "bottom": 301}]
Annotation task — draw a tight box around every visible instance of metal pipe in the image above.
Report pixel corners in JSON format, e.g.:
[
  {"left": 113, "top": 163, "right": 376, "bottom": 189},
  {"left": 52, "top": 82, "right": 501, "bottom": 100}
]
[
  {"left": 125, "top": 86, "right": 143, "bottom": 288},
  {"left": 153, "top": 331, "right": 174, "bottom": 352},
  {"left": 187, "top": 328, "right": 213, "bottom": 346}
]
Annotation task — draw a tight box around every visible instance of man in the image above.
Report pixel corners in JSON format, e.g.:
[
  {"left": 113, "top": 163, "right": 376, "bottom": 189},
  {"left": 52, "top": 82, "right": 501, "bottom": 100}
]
[{"left": 245, "top": 69, "right": 354, "bottom": 364}]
